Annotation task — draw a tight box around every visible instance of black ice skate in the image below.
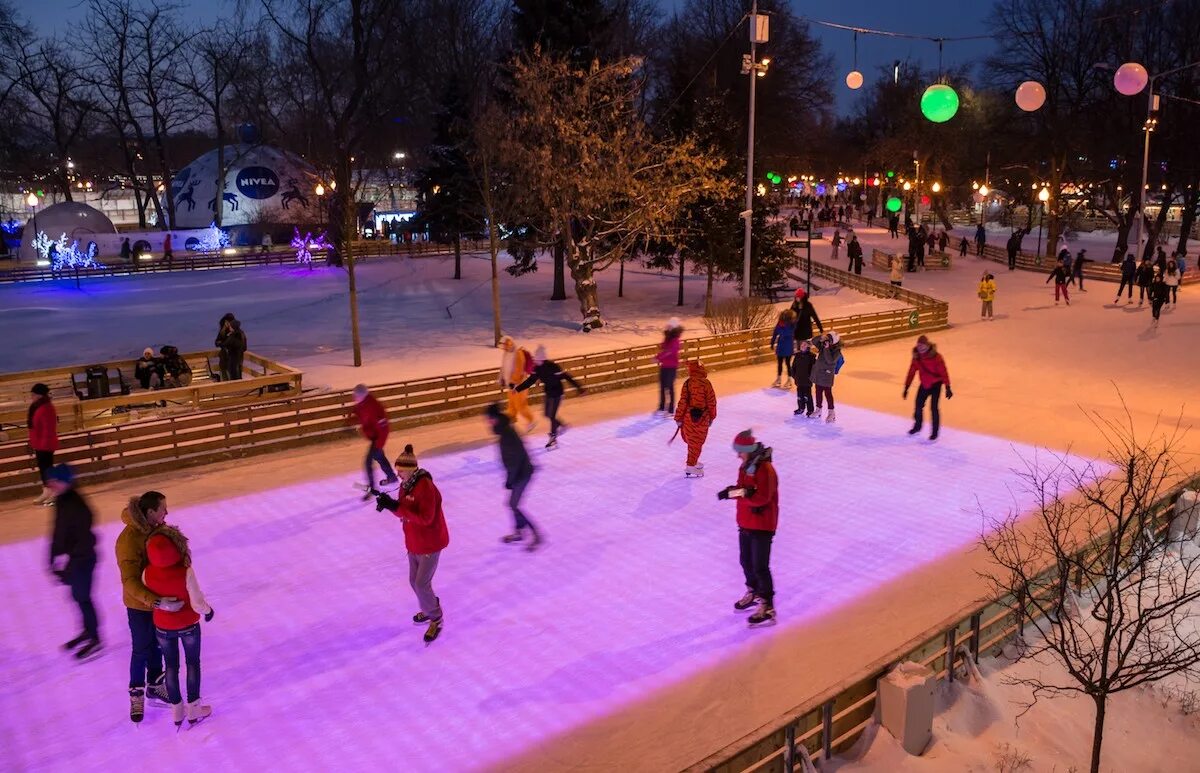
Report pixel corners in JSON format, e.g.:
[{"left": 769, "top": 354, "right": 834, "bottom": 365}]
[
  {"left": 62, "top": 632, "right": 90, "bottom": 651},
  {"left": 748, "top": 602, "right": 776, "bottom": 627},
  {"left": 501, "top": 531, "right": 525, "bottom": 544},
  {"left": 424, "top": 617, "right": 443, "bottom": 644},
  {"left": 734, "top": 591, "right": 760, "bottom": 611},
  {"left": 73, "top": 639, "right": 102, "bottom": 661},
  {"left": 545, "top": 437, "right": 558, "bottom": 450}
]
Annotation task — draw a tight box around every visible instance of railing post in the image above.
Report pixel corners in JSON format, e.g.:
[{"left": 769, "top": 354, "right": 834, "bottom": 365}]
[
  {"left": 822, "top": 699, "right": 833, "bottom": 759},
  {"left": 784, "top": 724, "right": 796, "bottom": 773},
  {"left": 946, "top": 627, "right": 957, "bottom": 682},
  {"left": 970, "top": 613, "right": 981, "bottom": 663}
]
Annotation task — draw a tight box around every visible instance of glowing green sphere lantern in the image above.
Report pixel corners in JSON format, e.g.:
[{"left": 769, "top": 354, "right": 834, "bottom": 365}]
[
  {"left": 885, "top": 196, "right": 902, "bottom": 213},
  {"left": 920, "top": 84, "right": 959, "bottom": 123}
]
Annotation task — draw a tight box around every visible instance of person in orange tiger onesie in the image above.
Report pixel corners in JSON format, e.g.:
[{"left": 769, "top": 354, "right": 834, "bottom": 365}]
[
  {"left": 674, "top": 360, "right": 717, "bottom": 477},
  {"left": 497, "top": 335, "right": 536, "bottom": 431}
]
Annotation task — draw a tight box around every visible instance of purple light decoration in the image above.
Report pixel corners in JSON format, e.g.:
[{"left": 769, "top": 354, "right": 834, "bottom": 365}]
[
  {"left": 816, "top": 183, "right": 827, "bottom": 196},
  {"left": 291, "top": 227, "right": 331, "bottom": 264}
]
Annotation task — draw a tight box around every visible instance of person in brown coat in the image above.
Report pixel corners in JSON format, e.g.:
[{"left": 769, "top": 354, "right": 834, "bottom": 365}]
[{"left": 674, "top": 360, "right": 718, "bottom": 477}]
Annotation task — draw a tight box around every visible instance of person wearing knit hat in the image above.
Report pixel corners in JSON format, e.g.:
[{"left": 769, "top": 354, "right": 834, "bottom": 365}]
[
  {"left": 515, "top": 345, "right": 586, "bottom": 449},
  {"left": 903, "top": 335, "right": 952, "bottom": 441},
  {"left": 375, "top": 444, "right": 450, "bottom": 644},
  {"left": 655, "top": 319, "right": 684, "bottom": 417},
  {"left": 28, "top": 382, "right": 59, "bottom": 505},
  {"left": 674, "top": 360, "right": 718, "bottom": 477},
  {"left": 497, "top": 335, "right": 537, "bottom": 432},
  {"left": 790, "top": 287, "right": 824, "bottom": 345},
  {"left": 46, "top": 463, "right": 101, "bottom": 659},
  {"left": 483, "top": 403, "right": 542, "bottom": 551},
  {"left": 718, "top": 429, "right": 779, "bottom": 627},
  {"left": 135, "top": 348, "right": 164, "bottom": 390},
  {"left": 810, "top": 331, "right": 843, "bottom": 423}
]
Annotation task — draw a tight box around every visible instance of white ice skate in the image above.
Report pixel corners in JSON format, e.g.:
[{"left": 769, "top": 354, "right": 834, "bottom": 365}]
[
  {"left": 771, "top": 377, "right": 781, "bottom": 388},
  {"left": 34, "top": 487, "right": 53, "bottom": 506},
  {"left": 684, "top": 465, "right": 704, "bottom": 478},
  {"left": 825, "top": 409, "right": 837, "bottom": 424},
  {"left": 783, "top": 379, "right": 793, "bottom": 389}
]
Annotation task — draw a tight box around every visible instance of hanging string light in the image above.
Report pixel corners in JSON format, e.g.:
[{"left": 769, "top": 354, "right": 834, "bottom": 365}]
[{"left": 846, "top": 31, "right": 863, "bottom": 90}]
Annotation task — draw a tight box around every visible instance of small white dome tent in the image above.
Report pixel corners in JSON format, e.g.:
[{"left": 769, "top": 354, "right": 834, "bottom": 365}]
[{"left": 19, "top": 201, "right": 118, "bottom": 262}]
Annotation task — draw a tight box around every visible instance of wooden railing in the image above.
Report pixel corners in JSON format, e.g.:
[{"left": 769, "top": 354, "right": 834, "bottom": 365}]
[
  {"left": 977, "top": 243, "right": 1199, "bottom": 285},
  {"left": 0, "top": 300, "right": 947, "bottom": 500},
  {"left": 689, "top": 478, "right": 1195, "bottom": 773}
]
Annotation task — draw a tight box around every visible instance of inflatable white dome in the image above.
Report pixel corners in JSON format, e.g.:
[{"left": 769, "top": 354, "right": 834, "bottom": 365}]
[
  {"left": 19, "top": 201, "right": 117, "bottom": 262},
  {"left": 167, "top": 144, "right": 321, "bottom": 229}
]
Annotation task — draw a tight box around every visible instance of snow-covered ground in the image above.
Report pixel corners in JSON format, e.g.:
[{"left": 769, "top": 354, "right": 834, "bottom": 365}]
[
  {"left": 1, "top": 391, "right": 1080, "bottom": 773},
  {"left": 0, "top": 252, "right": 902, "bottom": 390}
]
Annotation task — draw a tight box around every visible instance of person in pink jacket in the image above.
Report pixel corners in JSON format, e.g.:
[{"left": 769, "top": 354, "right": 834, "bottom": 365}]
[{"left": 654, "top": 318, "right": 683, "bottom": 416}]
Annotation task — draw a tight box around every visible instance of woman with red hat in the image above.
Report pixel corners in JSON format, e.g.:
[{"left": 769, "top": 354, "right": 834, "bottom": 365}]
[
  {"left": 903, "top": 335, "right": 952, "bottom": 441},
  {"left": 789, "top": 288, "right": 824, "bottom": 346},
  {"left": 718, "top": 429, "right": 778, "bottom": 627}
]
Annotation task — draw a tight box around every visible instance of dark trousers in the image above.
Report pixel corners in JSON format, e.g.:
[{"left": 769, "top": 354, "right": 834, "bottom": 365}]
[
  {"left": 156, "top": 623, "right": 202, "bottom": 704},
  {"left": 1139, "top": 284, "right": 1149, "bottom": 302},
  {"left": 658, "top": 367, "right": 677, "bottom": 412},
  {"left": 35, "top": 450, "right": 54, "bottom": 484},
  {"left": 815, "top": 385, "right": 834, "bottom": 409},
  {"left": 67, "top": 556, "right": 99, "bottom": 640},
  {"left": 775, "top": 355, "right": 793, "bottom": 379},
  {"left": 1152, "top": 301, "right": 1165, "bottom": 320},
  {"left": 796, "top": 382, "right": 813, "bottom": 414},
  {"left": 128, "top": 607, "right": 164, "bottom": 689},
  {"left": 1073, "top": 271, "right": 1084, "bottom": 289},
  {"left": 1117, "top": 277, "right": 1134, "bottom": 298},
  {"left": 1170, "top": 285, "right": 1178, "bottom": 303},
  {"left": 229, "top": 355, "right": 243, "bottom": 380},
  {"left": 508, "top": 473, "right": 534, "bottom": 532},
  {"left": 364, "top": 445, "right": 396, "bottom": 486},
  {"left": 913, "top": 383, "right": 943, "bottom": 435},
  {"left": 976, "top": 241, "right": 984, "bottom": 256},
  {"left": 544, "top": 394, "right": 563, "bottom": 436},
  {"left": 1007, "top": 250, "right": 1017, "bottom": 269},
  {"left": 738, "top": 528, "right": 775, "bottom": 602}
]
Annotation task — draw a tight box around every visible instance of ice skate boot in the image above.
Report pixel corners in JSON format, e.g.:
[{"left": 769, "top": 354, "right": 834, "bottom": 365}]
[
  {"left": 748, "top": 601, "right": 777, "bottom": 627},
  {"left": 929, "top": 430, "right": 939, "bottom": 442},
  {"left": 186, "top": 699, "right": 212, "bottom": 726},
  {"left": 734, "top": 591, "right": 760, "bottom": 611},
  {"left": 810, "top": 408, "right": 822, "bottom": 421},
  {"left": 544, "top": 437, "right": 558, "bottom": 450},
  {"left": 500, "top": 530, "right": 525, "bottom": 545},
  {"left": 695, "top": 461, "right": 704, "bottom": 469},
  {"left": 771, "top": 376, "right": 781, "bottom": 388},
  {"left": 793, "top": 407, "right": 804, "bottom": 416},
  {"left": 63, "top": 632, "right": 90, "bottom": 651},
  {"left": 684, "top": 465, "right": 704, "bottom": 478},
  {"left": 525, "top": 526, "right": 543, "bottom": 552},
  {"left": 413, "top": 600, "right": 441, "bottom": 625},
  {"left": 73, "top": 639, "right": 102, "bottom": 661},
  {"left": 424, "top": 617, "right": 443, "bottom": 644},
  {"left": 171, "top": 702, "right": 185, "bottom": 728},
  {"left": 146, "top": 674, "right": 169, "bottom": 705},
  {"left": 907, "top": 425, "right": 921, "bottom": 436},
  {"left": 783, "top": 379, "right": 793, "bottom": 389},
  {"left": 825, "top": 409, "right": 837, "bottom": 424},
  {"left": 378, "top": 476, "right": 399, "bottom": 489},
  {"left": 35, "top": 487, "right": 53, "bottom": 506},
  {"left": 129, "top": 687, "right": 146, "bottom": 723}
]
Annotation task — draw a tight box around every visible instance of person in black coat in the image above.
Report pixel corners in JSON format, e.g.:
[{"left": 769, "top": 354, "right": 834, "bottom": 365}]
[
  {"left": 1116, "top": 253, "right": 1137, "bottom": 303},
  {"left": 515, "top": 345, "right": 585, "bottom": 449},
  {"left": 1071, "top": 249, "right": 1090, "bottom": 292},
  {"left": 789, "top": 289, "right": 824, "bottom": 343},
  {"left": 847, "top": 234, "right": 864, "bottom": 275},
  {"left": 484, "top": 403, "right": 541, "bottom": 551},
  {"left": 215, "top": 313, "right": 248, "bottom": 380},
  {"left": 46, "top": 464, "right": 101, "bottom": 658},
  {"left": 1135, "top": 257, "right": 1155, "bottom": 305}
]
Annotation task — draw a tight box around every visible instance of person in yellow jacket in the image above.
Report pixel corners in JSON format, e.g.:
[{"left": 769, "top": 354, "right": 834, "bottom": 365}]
[
  {"left": 116, "top": 490, "right": 184, "bottom": 723},
  {"left": 978, "top": 272, "right": 996, "bottom": 320},
  {"left": 497, "top": 335, "right": 536, "bottom": 431}
]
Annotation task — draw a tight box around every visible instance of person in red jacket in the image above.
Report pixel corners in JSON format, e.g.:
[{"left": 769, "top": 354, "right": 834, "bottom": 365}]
[
  {"left": 350, "top": 384, "right": 397, "bottom": 497},
  {"left": 718, "top": 429, "right": 779, "bottom": 627},
  {"left": 142, "top": 523, "right": 214, "bottom": 727},
  {"left": 28, "top": 383, "right": 59, "bottom": 506},
  {"left": 903, "top": 335, "right": 953, "bottom": 441},
  {"left": 375, "top": 444, "right": 450, "bottom": 644}
]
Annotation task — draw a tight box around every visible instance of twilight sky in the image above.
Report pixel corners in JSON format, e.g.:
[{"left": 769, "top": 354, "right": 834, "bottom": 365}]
[{"left": 18, "top": 0, "right": 998, "bottom": 117}]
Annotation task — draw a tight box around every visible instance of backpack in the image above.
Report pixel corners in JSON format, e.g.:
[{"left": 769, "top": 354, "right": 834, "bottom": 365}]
[
  {"left": 834, "top": 352, "right": 846, "bottom": 374},
  {"left": 519, "top": 348, "right": 536, "bottom": 375}
]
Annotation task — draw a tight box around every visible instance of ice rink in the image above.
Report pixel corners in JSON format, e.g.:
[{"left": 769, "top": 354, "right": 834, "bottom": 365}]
[{"left": 0, "top": 389, "right": 1084, "bottom": 772}]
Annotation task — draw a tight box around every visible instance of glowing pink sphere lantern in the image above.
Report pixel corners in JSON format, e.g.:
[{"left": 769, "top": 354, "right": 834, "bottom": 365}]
[
  {"left": 1114, "top": 62, "right": 1149, "bottom": 96},
  {"left": 1015, "top": 81, "right": 1046, "bottom": 112}
]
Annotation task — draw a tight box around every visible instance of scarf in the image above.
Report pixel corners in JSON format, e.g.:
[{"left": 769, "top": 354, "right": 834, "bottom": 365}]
[
  {"left": 743, "top": 445, "right": 773, "bottom": 475},
  {"left": 402, "top": 468, "right": 432, "bottom": 494}
]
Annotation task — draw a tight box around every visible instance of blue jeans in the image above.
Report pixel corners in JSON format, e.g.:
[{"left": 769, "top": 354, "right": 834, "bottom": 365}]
[
  {"left": 658, "top": 367, "right": 677, "bottom": 412},
  {"left": 365, "top": 445, "right": 396, "bottom": 487},
  {"left": 127, "top": 608, "right": 163, "bottom": 689},
  {"left": 156, "top": 624, "right": 202, "bottom": 704}
]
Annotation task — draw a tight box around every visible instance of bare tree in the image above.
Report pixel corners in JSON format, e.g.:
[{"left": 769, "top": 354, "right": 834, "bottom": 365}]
[
  {"left": 14, "top": 39, "right": 95, "bottom": 201},
  {"left": 979, "top": 404, "right": 1200, "bottom": 773}
]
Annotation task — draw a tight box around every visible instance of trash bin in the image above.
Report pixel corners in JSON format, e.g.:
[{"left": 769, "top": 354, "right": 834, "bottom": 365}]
[
  {"left": 85, "top": 366, "right": 111, "bottom": 399},
  {"left": 877, "top": 660, "right": 935, "bottom": 755}
]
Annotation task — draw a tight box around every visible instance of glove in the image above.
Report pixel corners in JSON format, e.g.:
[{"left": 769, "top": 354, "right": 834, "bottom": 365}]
[
  {"left": 375, "top": 492, "right": 399, "bottom": 512},
  {"left": 155, "top": 597, "right": 184, "bottom": 612},
  {"left": 676, "top": 421, "right": 683, "bottom": 429},
  {"left": 903, "top": 388, "right": 909, "bottom": 400},
  {"left": 717, "top": 486, "right": 733, "bottom": 501},
  {"left": 743, "top": 486, "right": 757, "bottom": 499},
  {"left": 946, "top": 387, "right": 953, "bottom": 400},
  {"left": 52, "top": 568, "right": 69, "bottom": 584},
  {"left": 204, "top": 608, "right": 215, "bottom": 623}
]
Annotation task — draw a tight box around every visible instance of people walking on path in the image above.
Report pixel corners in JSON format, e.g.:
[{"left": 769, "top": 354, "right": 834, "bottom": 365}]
[
  {"left": 810, "top": 332, "right": 842, "bottom": 423},
  {"left": 374, "top": 444, "right": 449, "bottom": 644},
  {"left": 516, "top": 345, "right": 585, "bottom": 450},
  {"left": 674, "top": 360, "right": 718, "bottom": 478},
  {"left": 769, "top": 311, "right": 795, "bottom": 388},
  {"left": 143, "top": 520, "right": 214, "bottom": 728},
  {"left": 498, "top": 335, "right": 536, "bottom": 431},
  {"left": 1135, "top": 256, "right": 1154, "bottom": 305},
  {"left": 1165, "top": 259, "right": 1181, "bottom": 305},
  {"left": 978, "top": 272, "right": 996, "bottom": 320},
  {"left": 117, "top": 491, "right": 183, "bottom": 723},
  {"left": 1116, "top": 253, "right": 1137, "bottom": 304},
  {"left": 28, "top": 382, "right": 58, "bottom": 506},
  {"left": 654, "top": 318, "right": 683, "bottom": 416},
  {"left": 789, "top": 289, "right": 824, "bottom": 344},
  {"left": 1046, "top": 258, "right": 1071, "bottom": 305},
  {"left": 847, "top": 234, "right": 864, "bottom": 274},
  {"left": 719, "top": 429, "right": 779, "bottom": 628},
  {"left": 47, "top": 464, "right": 100, "bottom": 660},
  {"left": 937, "top": 230, "right": 949, "bottom": 253},
  {"left": 1005, "top": 229, "right": 1023, "bottom": 270},
  {"left": 791, "top": 340, "right": 816, "bottom": 417},
  {"left": 974, "top": 223, "right": 986, "bottom": 256},
  {"left": 903, "top": 335, "right": 952, "bottom": 442},
  {"left": 484, "top": 403, "right": 541, "bottom": 551},
  {"left": 349, "top": 384, "right": 397, "bottom": 497},
  {"left": 959, "top": 236, "right": 969, "bottom": 257}
]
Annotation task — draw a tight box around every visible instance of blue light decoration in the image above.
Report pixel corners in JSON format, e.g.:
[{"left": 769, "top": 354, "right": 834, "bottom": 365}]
[
  {"left": 815, "top": 183, "right": 827, "bottom": 196},
  {"left": 36, "top": 231, "right": 104, "bottom": 271},
  {"left": 0, "top": 218, "right": 18, "bottom": 234},
  {"left": 291, "top": 227, "right": 331, "bottom": 264},
  {"left": 190, "top": 222, "right": 231, "bottom": 253},
  {"left": 836, "top": 182, "right": 848, "bottom": 192}
]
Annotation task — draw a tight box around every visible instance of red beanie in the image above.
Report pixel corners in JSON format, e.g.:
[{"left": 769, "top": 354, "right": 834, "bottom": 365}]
[
  {"left": 732, "top": 429, "right": 759, "bottom": 453},
  {"left": 794, "top": 288, "right": 807, "bottom": 300}
]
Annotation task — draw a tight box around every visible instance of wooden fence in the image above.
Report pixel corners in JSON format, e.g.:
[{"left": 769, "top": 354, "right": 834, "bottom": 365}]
[
  {"left": 688, "top": 478, "right": 1196, "bottom": 773},
  {"left": 0, "top": 295, "right": 947, "bottom": 500},
  {"left": 977, "top": 243, "right": 1199, "bottom": 285}
]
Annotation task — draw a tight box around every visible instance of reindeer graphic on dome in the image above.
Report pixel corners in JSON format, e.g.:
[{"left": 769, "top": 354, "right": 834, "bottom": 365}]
[
  {"left": 279, "top": 178, "right": 309, "bottom": 210},
  {"left": 176, "top": 179, "right": 200, "bottom": 212},
  {"left": 208, "top": 182, "right": 239, "bottom": 213}
]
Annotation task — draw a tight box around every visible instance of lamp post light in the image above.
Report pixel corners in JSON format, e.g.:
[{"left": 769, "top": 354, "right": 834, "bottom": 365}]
[
  {"left": 740, "top": 0, "right": 769, "bottom": 315},
  {"left": 1036, "top": 186, "right": 1050, "bottom": 258}
]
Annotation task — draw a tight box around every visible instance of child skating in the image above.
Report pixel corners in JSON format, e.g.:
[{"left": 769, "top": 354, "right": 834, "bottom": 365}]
[
  {"left": 674, "top": 360, "right": 717, "bottom": 477},
  {"left": 791, "top": 339, "right": 816, "bottom": 418},
  {"left": 810, "top": 331, "right": 842, "bottom": 423},
  {"left": 718, "top": 430, "right": 779, "bottom": 627},
  {"left": 769, "top": 311, "right": 795, "bottom": 388},
  {"left": 1045, "top": 258, "right": 1070, "bottom": 305},
  {"left": 978, "top": 272, "right": 996, "bottom": 320}
]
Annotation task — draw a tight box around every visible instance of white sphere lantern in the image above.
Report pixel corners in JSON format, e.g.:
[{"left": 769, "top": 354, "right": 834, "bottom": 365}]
[
  {"left": 1015, "top": 81, "right": 1046, "bottom": 112},
  {"left": 1114, "top": 62, "right": 1149, "bottom": 96},
  {"left": 26, "top": 192, "right": 38, "bottom": 207},
  {"left": 846, "top": 70, "right": 864, "bottom": 90}
]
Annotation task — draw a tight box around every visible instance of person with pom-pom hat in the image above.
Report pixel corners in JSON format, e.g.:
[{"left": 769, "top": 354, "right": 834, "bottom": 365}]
[{"left": 718, "top": 429, "right": 779, "bottom": 627}]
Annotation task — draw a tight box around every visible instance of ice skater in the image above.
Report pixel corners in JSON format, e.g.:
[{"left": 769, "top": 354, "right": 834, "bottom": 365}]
[
  {"left": 485, "top": 403, "right": 541, "bottom": 551},
  {"left": 47, "top": 464, "right": 100, "bottom": 660},
  {"left": 117, "top": 491, "right": 183, "bottom": 723},
  {"left": 1150, "top": 267, "right": 1169, "bottom": 325},
  {"left": 790, "top": 288, "right": 824, "bottom": 345},
  {"left": 769, "top": 310, "right": 795, "bottom": 389},
  {"left": 655, "top": 318, "right": 683, "bottom": 416},
  {"left": 889, "top": 255, "right": 904, "bottom": 289},
  {"left": 791, "top": 339, "right": 816, "bottom": 417},
  {"left": 143, "top": 519, "right": 215, "bottom": 728},
  {"left": 718, "top": 430, "right": 779, "bottom": 627},
  {"left": 978, "top": 271, "right": 996, "bottom": 320},
  {"left": 375, "top": 444, "right": 449, "bottom": 644},
  {"left": 1071, "top": 249, "right": 1090, "bottom": 291},
  {"left": 810, "top": 331, "right": 842, "bottom": 423},
  {"left": 1045, "top": 258, "right": 1070, "bottom": 305},
  {"left": 848, "top": 233, "right": 864, "bottom": 274},
  {"left": 498, "top": 335, "right": 536, "bottom": 431},
  {"left": 1116, "top": 254, "right": 1136, "bottom": 304},
  {"left": 1165, "top": 259, "right": 1180, "bottom": 305},
  {"left": 674, "top": 360, "right": 717, "bottom": 477},
  {"left": 516, "top": 345, "right": 586, "bottom": 449},
  {"left": 349, "top": 384, "right": 397, "bottom": 497},
  {"left": 903, "top": 335, "right": 952, "bottom": 441},
  {"left": 28, "top": 382, "right": 58, "bottom": 506},
  {"left": 1135, "top": 256, "right": 1154, "bottom": 305}
]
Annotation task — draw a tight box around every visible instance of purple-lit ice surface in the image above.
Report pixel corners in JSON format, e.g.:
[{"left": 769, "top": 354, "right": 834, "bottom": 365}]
[{"left": 0, "top": 391, "right": 1088, "bottom": 772}]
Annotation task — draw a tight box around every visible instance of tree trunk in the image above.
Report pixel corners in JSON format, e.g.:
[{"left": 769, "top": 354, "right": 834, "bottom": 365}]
[
  {"left": 705, "top": 256, "right": 715, "bottom": 316},
  {"left": 618, "top": 254, "right": 625, "bottom": 297},
  {"left": 453, "top": 233, "right": 462, "bottom": 279},
  {"left": 1112, "top": 210, "right": 1132, "bottom": 263},
  {"left": 677, "top": 252, "right": 684, "bottom": 307},
  {"left": 1089, "top": 695, "right": 1106, "bottom": 773},
  {"left": 1144, "top": 188, "right": 1174, "bottom": 261},
  {"left": 1176, "top": 188, "right": 1199, "bottom": 256},
  {"left": 481, "top": 156, "right": 502, "bottom": 345},
  {"left": 338, "top": 156, "right": 363, "bottom": 367},
  {"left": 552, "top": 239, "right": 567, "bottom": 300},
  {"left": 567, "top": 241, "right": 602, "bottom": 331}
]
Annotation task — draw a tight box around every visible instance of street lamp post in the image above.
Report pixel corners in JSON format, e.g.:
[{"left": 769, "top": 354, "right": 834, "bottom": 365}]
[
  {"left": 740, "top": 2, "right": 769, "bottom": 315},
  {"left": 1036, "top": 187, "right": 1050, "bottom": 258}
]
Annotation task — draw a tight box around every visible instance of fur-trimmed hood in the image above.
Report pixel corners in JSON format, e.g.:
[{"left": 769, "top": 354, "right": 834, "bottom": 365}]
[{"left": 121, "top": 496, "right": 154, "bottom": 534}]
